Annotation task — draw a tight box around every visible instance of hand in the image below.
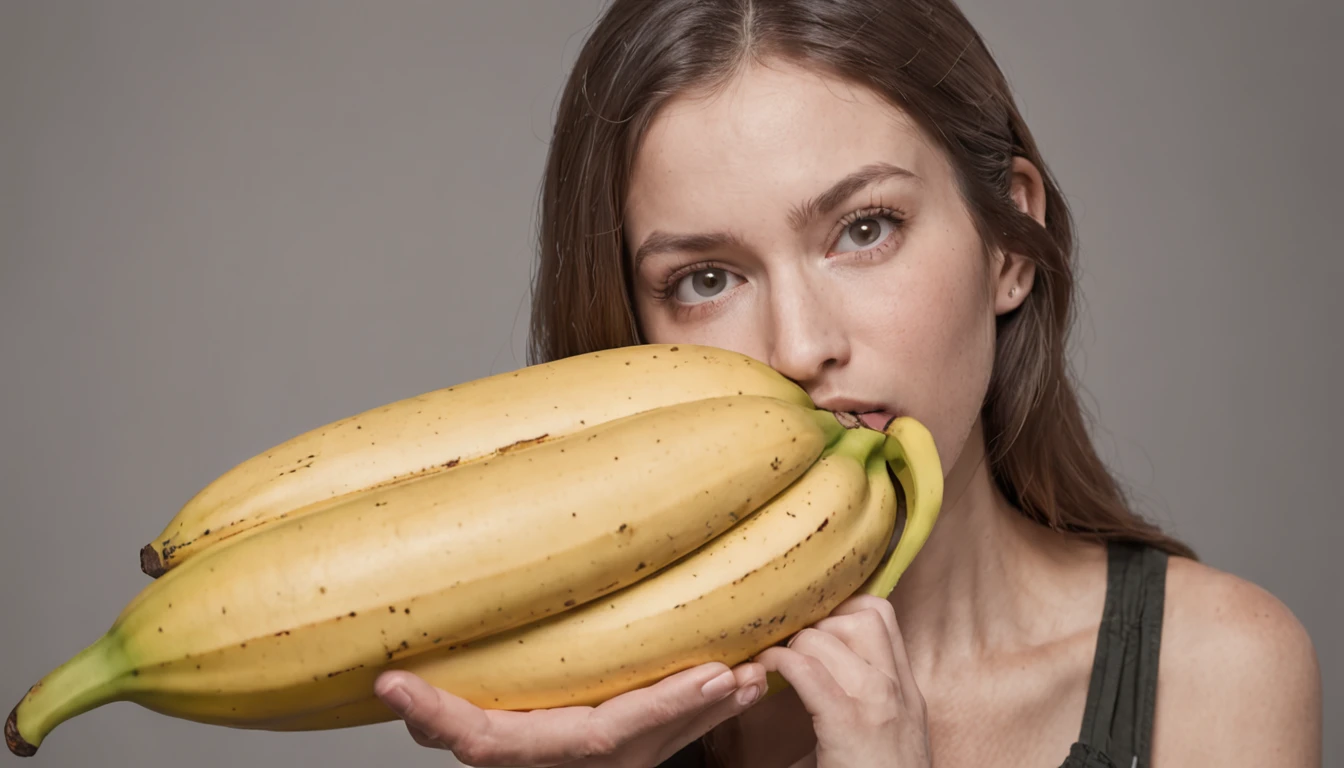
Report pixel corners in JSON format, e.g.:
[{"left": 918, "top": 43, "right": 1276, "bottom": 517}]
[
  {"left": 754, "top": 594, "right": 931, "bottom": 768},
  {"left": 372, "top": 660, "right": 768, "bottom": 767}
]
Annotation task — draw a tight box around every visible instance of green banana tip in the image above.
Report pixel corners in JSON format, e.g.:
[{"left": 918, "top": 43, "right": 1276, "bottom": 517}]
[{"left": 5, "top": 701, "right": 36, "bottom": 757}]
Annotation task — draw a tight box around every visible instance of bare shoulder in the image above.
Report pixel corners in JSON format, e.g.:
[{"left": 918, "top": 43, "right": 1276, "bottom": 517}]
[{"left": 1152, "top": 555, "right": 1323, "bottom": 767}]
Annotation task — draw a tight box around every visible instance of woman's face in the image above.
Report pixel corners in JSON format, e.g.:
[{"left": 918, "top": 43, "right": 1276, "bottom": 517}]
[{"left": 624, "top": 59, "right": 1037, "bottom": 475}]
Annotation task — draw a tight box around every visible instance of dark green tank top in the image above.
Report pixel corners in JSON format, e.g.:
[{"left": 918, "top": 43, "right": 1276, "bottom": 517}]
[{"left": 658, "top": 541, "right": 1169, "bottom": 768}]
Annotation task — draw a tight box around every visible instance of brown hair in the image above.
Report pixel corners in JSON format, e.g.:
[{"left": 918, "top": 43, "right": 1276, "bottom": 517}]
[{"left": 527, "top": 0, "right": 1195, "bottom": 560}]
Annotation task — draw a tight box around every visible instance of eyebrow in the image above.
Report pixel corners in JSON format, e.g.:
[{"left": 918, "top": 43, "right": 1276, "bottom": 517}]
[{"left": 631, "top": 162, "right": 919, "bottom": 270}]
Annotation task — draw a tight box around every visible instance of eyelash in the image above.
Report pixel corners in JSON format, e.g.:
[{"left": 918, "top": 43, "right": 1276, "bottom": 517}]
[{"left": 650, "top": 205, "right": 908, "bottom": 306}]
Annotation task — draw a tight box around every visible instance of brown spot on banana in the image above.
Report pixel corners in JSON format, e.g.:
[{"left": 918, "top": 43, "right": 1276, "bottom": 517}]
[{"left": 498, "top": 434, "right": 550, "bottom": 455}]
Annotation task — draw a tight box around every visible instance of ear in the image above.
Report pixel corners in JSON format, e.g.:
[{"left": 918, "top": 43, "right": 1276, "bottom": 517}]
[{"left": 995, "top": 156, "right": 1046, "bottom": 315}]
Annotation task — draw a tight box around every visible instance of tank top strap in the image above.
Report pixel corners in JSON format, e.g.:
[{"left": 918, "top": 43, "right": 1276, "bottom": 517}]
[{"left": 1070, "top": 540, "right": 1169, "bottom": 768}]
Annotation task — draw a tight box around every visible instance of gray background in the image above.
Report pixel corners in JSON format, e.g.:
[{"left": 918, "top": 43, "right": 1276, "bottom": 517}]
[{"left": 1, "top": 1, "right": 1338, "bottom": 766}]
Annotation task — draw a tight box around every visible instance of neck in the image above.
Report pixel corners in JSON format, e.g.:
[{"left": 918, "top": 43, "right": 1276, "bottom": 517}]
[{"left": 886, "top": 418, "right": 1105, "bottom": 674}]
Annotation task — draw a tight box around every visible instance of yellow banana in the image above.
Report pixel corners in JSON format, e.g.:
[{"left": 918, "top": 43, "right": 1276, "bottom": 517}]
[
  {"left": 139, "top": 344, "right": 814, "bottom": 577},
  {"left": 6, "top": 394, "right": 843, "bottom": 756},
  {"left": 259, "top": 424, "right": 903, "bottom": 728}
]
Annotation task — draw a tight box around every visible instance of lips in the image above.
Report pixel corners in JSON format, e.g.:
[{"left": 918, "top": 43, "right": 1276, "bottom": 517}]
[{"left": 812, "top": 398, "right": 899, "bottom": 431}]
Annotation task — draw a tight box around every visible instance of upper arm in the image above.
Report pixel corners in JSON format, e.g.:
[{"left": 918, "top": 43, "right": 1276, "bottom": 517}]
[{"left": 1151, "top": 558, "right": 1322, "bottom": 767}]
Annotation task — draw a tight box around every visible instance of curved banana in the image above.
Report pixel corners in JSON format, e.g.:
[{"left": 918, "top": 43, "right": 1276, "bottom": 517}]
[
  {"left": 759, "top": 414, "right": 945, "bottom": 699},
  {"left": 6, "top": 395, "right": 841, "bottom": 755},
  {"left": 139, "top": 344, "right": 814, "bottom": 576},
  {"left": 153, "top": 424, "right": 899, "bottom": 730},
  {"left": 315, "top": 417, "right": 946, "bottom": 717}
]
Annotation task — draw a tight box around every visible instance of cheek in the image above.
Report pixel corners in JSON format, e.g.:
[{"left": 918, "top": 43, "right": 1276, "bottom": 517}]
[
  {"left": 854, "top": 239, "right": 996, "bottom": 471},
  {"left": 635, "top": 296, "right": 769, "bottom": 362}
]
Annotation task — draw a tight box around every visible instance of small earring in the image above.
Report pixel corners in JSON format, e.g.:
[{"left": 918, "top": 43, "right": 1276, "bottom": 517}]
[{"left": 1008, "top": 286, "right": 1017, "bottom": 298}]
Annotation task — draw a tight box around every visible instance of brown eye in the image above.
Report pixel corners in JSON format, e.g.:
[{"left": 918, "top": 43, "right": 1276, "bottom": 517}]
[
  {"left": 848, "top": 218, "right": 882, "bottom": 247},
  {"left": 834, "top": 214, "right": 898, "bottom": 254},
  {"left": 674, "top": 268, "right": 741, "bottom": 304},
  {"left": 692, "top": 270, "right": 725, "bottom": 296}
]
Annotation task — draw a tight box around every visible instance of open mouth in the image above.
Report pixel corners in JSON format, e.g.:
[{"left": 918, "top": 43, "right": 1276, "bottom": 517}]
[
  {"left": 830, "top": 410, "right": 897, "bottom": 431},
  {"left": 856, "top": 411, "right": 897, "bottom": 431}
]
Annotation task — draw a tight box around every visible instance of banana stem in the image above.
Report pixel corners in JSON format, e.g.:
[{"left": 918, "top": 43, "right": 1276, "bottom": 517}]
[{"left": 6, "top": 633, "right": 130, "bottom": 757}]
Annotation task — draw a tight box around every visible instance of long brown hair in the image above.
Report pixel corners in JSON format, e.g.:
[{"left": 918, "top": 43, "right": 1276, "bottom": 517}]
[{"left": 527, "top": 0, "right": 1195, "bottom": 560}]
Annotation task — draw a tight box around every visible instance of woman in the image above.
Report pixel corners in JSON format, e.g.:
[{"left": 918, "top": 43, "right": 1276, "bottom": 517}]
[{"left": 371, "top": 1, "right": 1322, "bottom": 765}]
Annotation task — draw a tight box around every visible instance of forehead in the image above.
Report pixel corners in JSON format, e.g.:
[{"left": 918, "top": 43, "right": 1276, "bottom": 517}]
[{"left": 626, "top": 60, "right": 944, "bottom": 227}]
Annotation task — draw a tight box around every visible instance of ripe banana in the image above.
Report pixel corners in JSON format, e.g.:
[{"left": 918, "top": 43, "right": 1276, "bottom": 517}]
[
  {"left": 139, "top": 344, "right": 814, "bottom": 577},
  {"left": 259, "top": 423, "right": 907, "bottom": 728},
  {"left": 6, "top": 346, "right": 945, "bottom": 759}
]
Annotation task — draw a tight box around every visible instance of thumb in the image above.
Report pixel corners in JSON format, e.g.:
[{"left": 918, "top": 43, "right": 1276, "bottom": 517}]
[{"left": 374, "top": 669, "right": 486, "bottom": 747}]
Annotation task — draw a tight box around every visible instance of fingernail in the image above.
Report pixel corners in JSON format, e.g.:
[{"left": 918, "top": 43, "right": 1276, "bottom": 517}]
[
  {"left": 381, "top": 684, "right": 412, "bottom": 716},
  {"left": 735, "top": 685, "right": 762, "bottom": 706},
  {"left": 701, "top": 671, "right": 736, "bottom": 700}
]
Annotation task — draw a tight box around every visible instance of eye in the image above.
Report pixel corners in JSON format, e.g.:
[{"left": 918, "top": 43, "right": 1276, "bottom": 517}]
[
  {"left": 833, "top": 214, "right": 898, "bottom": 253},
  {"left": 674, "top": 268, "right": 741, "bottom": 304}
]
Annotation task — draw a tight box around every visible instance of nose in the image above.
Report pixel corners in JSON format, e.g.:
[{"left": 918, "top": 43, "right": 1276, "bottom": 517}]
[{"left": 763, "top": 272, "right": 850, "bottom": 388}]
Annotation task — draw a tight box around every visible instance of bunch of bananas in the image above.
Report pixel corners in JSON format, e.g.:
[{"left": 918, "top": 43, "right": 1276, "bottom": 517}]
[{"left": 5, "top": 343, "right": 942, "bottom": 757}]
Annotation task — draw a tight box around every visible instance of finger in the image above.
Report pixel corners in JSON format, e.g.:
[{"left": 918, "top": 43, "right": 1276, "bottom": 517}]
[
  {"left": 584, "top": 661, "right": 751, "bottom": 750},
  {"left": 828, "top": 594, "right": 918, "bottom": 694},
  {"left": 753, "top": 645, "right": 851, "bottom": 717},
  {"left": 828, "top": 594, "right": 899, "bottom": 640},
  {"left": 781, "top": 627, "right": 890, "bottom": 701},
  {"left": 377, "top": 670, "right": 610, "bottom": 765},
  {"left": 374, "top": 662, "right": 755, "bottom": 766},
  {"left": 374, "top": 670, "right": 482, "bottom": 753},
  {"left": 809, "top": 609, "right": 900, "bottom": 683},
  {"left": 658, "top": 664, "right": 774, "bottom": 763},
  {"left": 466, "top": 662, "right": 747, "bottom": 765},
  {"left": 676, "top": 661, "right": 769, "bottom": 739}
]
